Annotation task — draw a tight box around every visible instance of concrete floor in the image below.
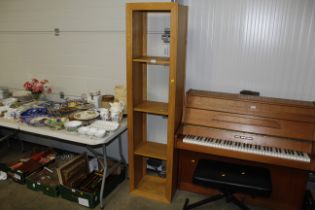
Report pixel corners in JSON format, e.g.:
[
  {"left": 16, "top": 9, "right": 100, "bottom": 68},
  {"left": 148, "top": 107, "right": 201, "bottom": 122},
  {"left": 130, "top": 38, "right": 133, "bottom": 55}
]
[
  {"left": 0, "top": 179, "right": 270, "bottom": 210},
  {"left": 0, "top": 140, "right": 269, "bottom": 210}
]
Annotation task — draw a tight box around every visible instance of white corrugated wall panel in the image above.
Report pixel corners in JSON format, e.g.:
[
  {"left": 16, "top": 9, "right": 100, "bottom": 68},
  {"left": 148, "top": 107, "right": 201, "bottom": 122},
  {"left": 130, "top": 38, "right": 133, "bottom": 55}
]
[{"left": 181, "top": 0, "right": 315, "bottom": 101}]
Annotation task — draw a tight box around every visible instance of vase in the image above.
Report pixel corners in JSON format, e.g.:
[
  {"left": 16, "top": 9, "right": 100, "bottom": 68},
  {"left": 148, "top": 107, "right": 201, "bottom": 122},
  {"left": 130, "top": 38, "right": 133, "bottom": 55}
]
[{"left": 31, "top": 93, "right": 41, "bottom": 100}]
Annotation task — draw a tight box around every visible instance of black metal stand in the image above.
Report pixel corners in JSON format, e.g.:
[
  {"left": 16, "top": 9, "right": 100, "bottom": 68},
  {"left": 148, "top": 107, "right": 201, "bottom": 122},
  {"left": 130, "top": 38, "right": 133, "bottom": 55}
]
[{"left": 183, "top": 190, "right": 251, "bottom": 210}]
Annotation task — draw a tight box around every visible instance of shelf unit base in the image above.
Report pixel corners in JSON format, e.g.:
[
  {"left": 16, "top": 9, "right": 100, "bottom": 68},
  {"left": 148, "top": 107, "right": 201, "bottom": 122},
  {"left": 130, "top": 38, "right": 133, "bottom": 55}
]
[{"left": 131, "top": 175, "right": 169, "bottom": 203}]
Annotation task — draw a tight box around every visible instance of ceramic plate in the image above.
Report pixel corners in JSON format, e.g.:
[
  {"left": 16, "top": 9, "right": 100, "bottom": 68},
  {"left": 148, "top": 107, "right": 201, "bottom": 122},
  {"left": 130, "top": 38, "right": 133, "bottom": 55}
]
[{"left": 73, "top": 110, "right": 99, "bottom": 121}]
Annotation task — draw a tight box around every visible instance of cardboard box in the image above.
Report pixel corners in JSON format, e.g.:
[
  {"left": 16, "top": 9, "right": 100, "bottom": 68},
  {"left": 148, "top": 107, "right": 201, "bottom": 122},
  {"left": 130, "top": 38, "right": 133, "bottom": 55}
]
[
  {"left": 5, "top": 150, "right": 56, "bottom": 184},
  {"left": 60, "top": 166, "right": 125, "bottom": 208}
]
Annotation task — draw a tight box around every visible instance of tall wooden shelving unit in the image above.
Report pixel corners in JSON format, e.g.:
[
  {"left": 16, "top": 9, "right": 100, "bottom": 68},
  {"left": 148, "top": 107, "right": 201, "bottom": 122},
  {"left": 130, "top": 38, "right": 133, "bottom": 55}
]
[{"left": 126, "top": 2, "right": 187, "bottom": 203}]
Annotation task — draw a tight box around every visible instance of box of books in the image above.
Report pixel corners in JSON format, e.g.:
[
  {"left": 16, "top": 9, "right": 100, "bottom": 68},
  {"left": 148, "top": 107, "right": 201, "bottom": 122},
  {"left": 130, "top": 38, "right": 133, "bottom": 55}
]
[
  {"left": 26, "top": 162, "right": 61, "bottom": 197},
  {"left": 5, "top": 149, "right": 56, "bottom": 184},
  {"left": 59, "top": 156, "right": 125, "bottom": 208}
]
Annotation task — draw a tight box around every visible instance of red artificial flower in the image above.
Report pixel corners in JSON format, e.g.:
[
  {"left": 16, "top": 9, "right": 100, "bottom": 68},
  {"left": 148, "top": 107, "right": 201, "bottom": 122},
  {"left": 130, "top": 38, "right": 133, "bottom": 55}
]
[{"left": 23, "top": 78, "right": 52, "bottom": 95}]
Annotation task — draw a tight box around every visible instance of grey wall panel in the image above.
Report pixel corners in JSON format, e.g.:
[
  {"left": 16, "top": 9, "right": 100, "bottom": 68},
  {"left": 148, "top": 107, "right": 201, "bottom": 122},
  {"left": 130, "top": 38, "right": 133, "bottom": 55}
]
[{"left": 182, "top": 0, "right": 315, "bottom": 101}]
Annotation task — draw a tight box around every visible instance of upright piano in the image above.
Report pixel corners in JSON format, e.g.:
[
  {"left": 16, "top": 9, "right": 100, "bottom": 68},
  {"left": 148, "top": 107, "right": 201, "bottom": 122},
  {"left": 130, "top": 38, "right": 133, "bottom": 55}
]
[{"left": 176, "top": 89, "right": 315, "bottom": 210}]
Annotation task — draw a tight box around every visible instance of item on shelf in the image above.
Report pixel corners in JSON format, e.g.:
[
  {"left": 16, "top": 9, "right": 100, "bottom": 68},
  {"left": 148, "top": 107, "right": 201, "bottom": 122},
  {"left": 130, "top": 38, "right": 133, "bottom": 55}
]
[
  {"left": 101, "top": 95, "right": 114, "bottom": 109},
  {"left": 147, "top": 158, "right": 166, "bottom": 178},
  {"left": 73, "top": 110, "right": 99, "bottom": 121},
  {"left": 64, "top": 120, "right": 82, "bottom": 132}
]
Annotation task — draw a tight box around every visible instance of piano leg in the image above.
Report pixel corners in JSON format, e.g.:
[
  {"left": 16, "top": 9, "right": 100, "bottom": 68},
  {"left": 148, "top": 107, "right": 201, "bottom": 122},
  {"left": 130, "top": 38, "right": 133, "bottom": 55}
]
[{"left": 177, "top": 150, "right": 308, "bottom": 210}]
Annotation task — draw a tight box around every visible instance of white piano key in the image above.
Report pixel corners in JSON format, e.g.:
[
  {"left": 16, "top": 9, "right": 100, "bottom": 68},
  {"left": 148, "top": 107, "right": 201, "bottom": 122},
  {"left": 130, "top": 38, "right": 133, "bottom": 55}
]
[{"left": 182, "top": 135, "right": 310, "bottom": 163}]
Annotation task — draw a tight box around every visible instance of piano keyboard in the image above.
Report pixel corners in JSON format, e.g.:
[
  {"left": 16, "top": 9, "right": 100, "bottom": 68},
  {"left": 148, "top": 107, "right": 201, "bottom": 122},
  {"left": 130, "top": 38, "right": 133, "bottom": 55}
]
[{"left": 183, "top": 135, "right": 310, "bottom": 163}]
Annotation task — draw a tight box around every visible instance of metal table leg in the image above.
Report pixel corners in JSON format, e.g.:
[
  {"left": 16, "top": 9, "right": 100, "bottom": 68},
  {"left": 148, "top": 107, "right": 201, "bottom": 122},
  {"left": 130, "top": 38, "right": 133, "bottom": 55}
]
[
  {"left": 0, "top": 131, "right": 18, "bottom": 148},
  {"left": 99, "top": 144, "right": 107, "bottom": 209},
  {"left": 118, "top": 136, "right": 126, "bottom": 164}
]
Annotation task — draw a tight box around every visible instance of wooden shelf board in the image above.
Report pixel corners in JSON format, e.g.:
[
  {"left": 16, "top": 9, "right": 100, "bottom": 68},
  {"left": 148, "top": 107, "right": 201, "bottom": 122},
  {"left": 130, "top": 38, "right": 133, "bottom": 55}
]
[
  {"left": 134, "top": 142, "right": 167, "bottom": 160},
  {"left": 134, "top": 101, "right": 168, "bottom": 115},
  {"left": 132, "top": 175, "right": 169, "bottom": 203},
  {"left": 133, "top": 56, "right": 170, "bottom": 65}
]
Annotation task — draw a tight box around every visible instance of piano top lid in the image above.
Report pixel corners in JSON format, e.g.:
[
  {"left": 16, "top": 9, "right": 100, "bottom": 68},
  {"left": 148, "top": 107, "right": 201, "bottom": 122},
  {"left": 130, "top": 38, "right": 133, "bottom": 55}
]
[{"left": 187, "top": 89, "right": 315, "bottom": 109}]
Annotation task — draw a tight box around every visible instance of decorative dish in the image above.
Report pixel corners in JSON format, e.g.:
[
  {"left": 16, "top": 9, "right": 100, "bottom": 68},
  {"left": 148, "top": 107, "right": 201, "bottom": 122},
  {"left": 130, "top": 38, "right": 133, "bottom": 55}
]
[
  {"left": 44, "top": 117, "right": 66, "bottom": 130},
  {"left": 20, "top": 107, "right": 49, "bottom": 126},
  {"left": 76, "top": 103, "right": 95, "bottom": 110},
  {"left": 90, "top": 120, "right": 119, "bottom": 131},
  {"left": 73, "top": 110, "right": 99, "bottom": 121},
  {"left": 64, "top": 120, "right": 82, "bottom": 132}
]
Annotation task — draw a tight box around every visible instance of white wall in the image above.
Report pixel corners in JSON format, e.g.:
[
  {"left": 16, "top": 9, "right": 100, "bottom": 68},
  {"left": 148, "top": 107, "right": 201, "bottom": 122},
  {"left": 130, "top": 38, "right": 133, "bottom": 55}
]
[
  {"left": 0, "top": 0, "right": 170, "bottom": 160},
  {"left": 181, "top": 0, "right": 315, "bottom": 101},
  {"left": 1, "top": 0, "right": 315, "bottom": 159},
  {"left": 0, "top": 0, "right": 168, "bottom": 97}
]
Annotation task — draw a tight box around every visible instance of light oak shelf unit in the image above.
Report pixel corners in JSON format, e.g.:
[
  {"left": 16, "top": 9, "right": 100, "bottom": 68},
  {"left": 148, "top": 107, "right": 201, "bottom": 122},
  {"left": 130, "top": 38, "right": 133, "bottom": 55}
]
[
  {"left": 126, "top": 2, "right": 187, "bottom": 203},
  {"left": 134, "top": 142, "right": 167, "bottom": 160},
  {"left": 132, "top": 175, "right": 168, "bottom": 203},
  {"left": 133, "top": 56, "right": 170, "bottom": 65},
  {"left": 134, "top": 101, "right": 168, "bottom": 115}
]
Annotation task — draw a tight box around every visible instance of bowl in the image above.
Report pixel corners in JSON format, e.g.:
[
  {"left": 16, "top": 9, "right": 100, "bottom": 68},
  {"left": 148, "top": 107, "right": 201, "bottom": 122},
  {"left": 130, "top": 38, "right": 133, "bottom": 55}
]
[
  {"left": 64, "top": 120, "right": 82, "bottom": 132},
  {"left": 78, "top": 126, "right": 89, "bottom": 135},
  {"left": 87, "top": 127, "right": 97, "bottom": 136},
  {"left": 94, "top": 129, "right": 106, "bottom": 138}
]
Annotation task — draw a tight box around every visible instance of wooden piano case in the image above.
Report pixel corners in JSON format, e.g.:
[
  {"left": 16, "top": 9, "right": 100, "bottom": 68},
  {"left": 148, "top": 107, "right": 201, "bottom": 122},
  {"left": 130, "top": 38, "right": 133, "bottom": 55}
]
[{"left": 176, "top": 89, "right": 315, "bottom": 210}]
